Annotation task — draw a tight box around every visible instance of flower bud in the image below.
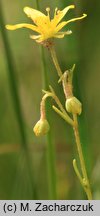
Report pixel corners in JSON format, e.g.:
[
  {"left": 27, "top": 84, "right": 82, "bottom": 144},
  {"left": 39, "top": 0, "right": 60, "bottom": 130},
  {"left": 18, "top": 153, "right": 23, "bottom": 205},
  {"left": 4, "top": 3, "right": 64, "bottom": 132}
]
[
  {"left": 65, "top": 96, "right": 82, "bottom": 115},
  {"left": 33, "top": 119, "right": 50, "bottom": 137}
]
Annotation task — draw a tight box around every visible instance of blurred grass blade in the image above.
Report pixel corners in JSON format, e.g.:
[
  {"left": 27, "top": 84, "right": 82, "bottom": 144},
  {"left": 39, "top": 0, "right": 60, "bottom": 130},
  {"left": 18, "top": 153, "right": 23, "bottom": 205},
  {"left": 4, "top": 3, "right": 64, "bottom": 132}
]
[
  {"left": 36, "top": 0, "right": 57, "bottom": 199},
  {"left": 0, "top": 1, "right": 37, "bottom": 199},
  {"left": 0, "top": 2, "right": 26, "bottom": 149}
]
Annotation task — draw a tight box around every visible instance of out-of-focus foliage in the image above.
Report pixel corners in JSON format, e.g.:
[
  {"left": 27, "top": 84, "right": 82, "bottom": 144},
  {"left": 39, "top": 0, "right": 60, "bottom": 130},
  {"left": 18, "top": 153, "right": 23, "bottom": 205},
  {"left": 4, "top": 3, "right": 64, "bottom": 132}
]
[{"left": 0, "top": 0, "right": 100, "bottom": 199}]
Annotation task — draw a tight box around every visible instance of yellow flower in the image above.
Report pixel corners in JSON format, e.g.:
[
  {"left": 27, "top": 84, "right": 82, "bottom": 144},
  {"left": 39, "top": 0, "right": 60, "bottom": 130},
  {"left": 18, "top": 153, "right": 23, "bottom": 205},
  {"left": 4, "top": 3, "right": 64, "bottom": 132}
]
[{"left": 6, "top": 5, "right": 87, "bottom": 43}]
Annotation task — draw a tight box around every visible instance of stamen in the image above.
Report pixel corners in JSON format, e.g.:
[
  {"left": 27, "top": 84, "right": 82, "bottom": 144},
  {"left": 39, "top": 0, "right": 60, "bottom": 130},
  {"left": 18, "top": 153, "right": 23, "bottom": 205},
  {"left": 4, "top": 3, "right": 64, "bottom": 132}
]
[
  {"left": 54, "top": 7, "right": 58, "bottom": 16},
  {"left": 46, "top": 7, "right": 50, "bottom": 17},
  {"left": 57, "top": 10, "right": 61, "bottom": 15},
  {"left": 66, "top": 30, "right": 72, "bottom": 35}
]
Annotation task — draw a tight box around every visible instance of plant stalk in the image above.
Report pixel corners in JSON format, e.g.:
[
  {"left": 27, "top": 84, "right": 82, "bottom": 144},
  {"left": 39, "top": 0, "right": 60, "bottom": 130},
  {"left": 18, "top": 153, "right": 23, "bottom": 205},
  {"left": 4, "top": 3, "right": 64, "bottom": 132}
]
[
  {"left": 73, "top": 114, "right": 92, "bottom": 200},
  {"left": 49, "top": 44, "right": 92, "bottom": 199},
  {"left": 50, "top": 45, "right": 62, "bottom": 77}
]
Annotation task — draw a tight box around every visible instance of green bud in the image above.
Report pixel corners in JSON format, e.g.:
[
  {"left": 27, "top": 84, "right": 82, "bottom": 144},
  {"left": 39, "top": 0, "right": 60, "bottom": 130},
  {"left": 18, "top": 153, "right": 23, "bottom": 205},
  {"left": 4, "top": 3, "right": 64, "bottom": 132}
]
[
  {"left": 65, "top": 96, "right": 82, "bottom": 115},
  {"left": 33, "top": 119, "right": 50, "bottom": 137}
]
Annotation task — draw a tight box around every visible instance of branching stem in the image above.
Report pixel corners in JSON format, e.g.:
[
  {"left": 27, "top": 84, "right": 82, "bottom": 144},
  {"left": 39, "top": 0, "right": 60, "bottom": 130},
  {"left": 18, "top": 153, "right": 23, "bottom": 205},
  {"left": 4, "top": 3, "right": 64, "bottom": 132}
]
[{"left": 49, "top": 45, "right": 92, "bottom": 200}]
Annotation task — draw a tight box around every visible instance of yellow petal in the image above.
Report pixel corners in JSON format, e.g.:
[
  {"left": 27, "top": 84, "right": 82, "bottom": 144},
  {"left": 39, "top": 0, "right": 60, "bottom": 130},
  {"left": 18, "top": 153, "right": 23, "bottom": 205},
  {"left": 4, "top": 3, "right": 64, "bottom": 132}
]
[
  {"left": 55, "top": 21, "right": 67, "bottom": 33},
  {"left": 24, "top": 7, "right": 46, "bottom": 23},
  {"left": 30, "top": 34, "right": 41, "bottom": 40},
  {"left": 65, "top": 13, "right": 87, "bottom": 25},
  {"left": 6, "top": 23, "right": 41, "bottom": 33},
  {"left": 54, "top": 30, "right": 72, "bottom": 38},
  {"left": 35, "top": 36, "right": 45, "bottom": 43},
  {"left": 55, "top": 13, "right": 87, "bottom": 32},
  {"left": 51, "top": 5, "right": 75, "bottom": 26},
  {"left": 54, "top": 34, "right": 65, "bottom": 38},
  {"left": 24, "top": 6, "right": 50, "bottom": 30},
  {"left": 58, "top": 30, "right": 72, "bottom": 36}
]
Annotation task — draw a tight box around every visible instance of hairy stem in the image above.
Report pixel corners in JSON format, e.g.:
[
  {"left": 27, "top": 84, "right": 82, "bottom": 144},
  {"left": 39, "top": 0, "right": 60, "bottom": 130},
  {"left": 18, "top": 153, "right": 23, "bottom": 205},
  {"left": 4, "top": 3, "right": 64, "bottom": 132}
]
[{"left": 50, "top": 45, "right": 62, "bottom": 77}]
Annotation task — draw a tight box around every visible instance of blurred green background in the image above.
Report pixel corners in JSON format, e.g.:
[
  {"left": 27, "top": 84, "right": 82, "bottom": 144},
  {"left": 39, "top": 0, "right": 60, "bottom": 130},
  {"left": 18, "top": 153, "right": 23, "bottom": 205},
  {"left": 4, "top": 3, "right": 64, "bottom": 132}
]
[{"left": 0, "top": 0, "right": 100, "bottom": 199}]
